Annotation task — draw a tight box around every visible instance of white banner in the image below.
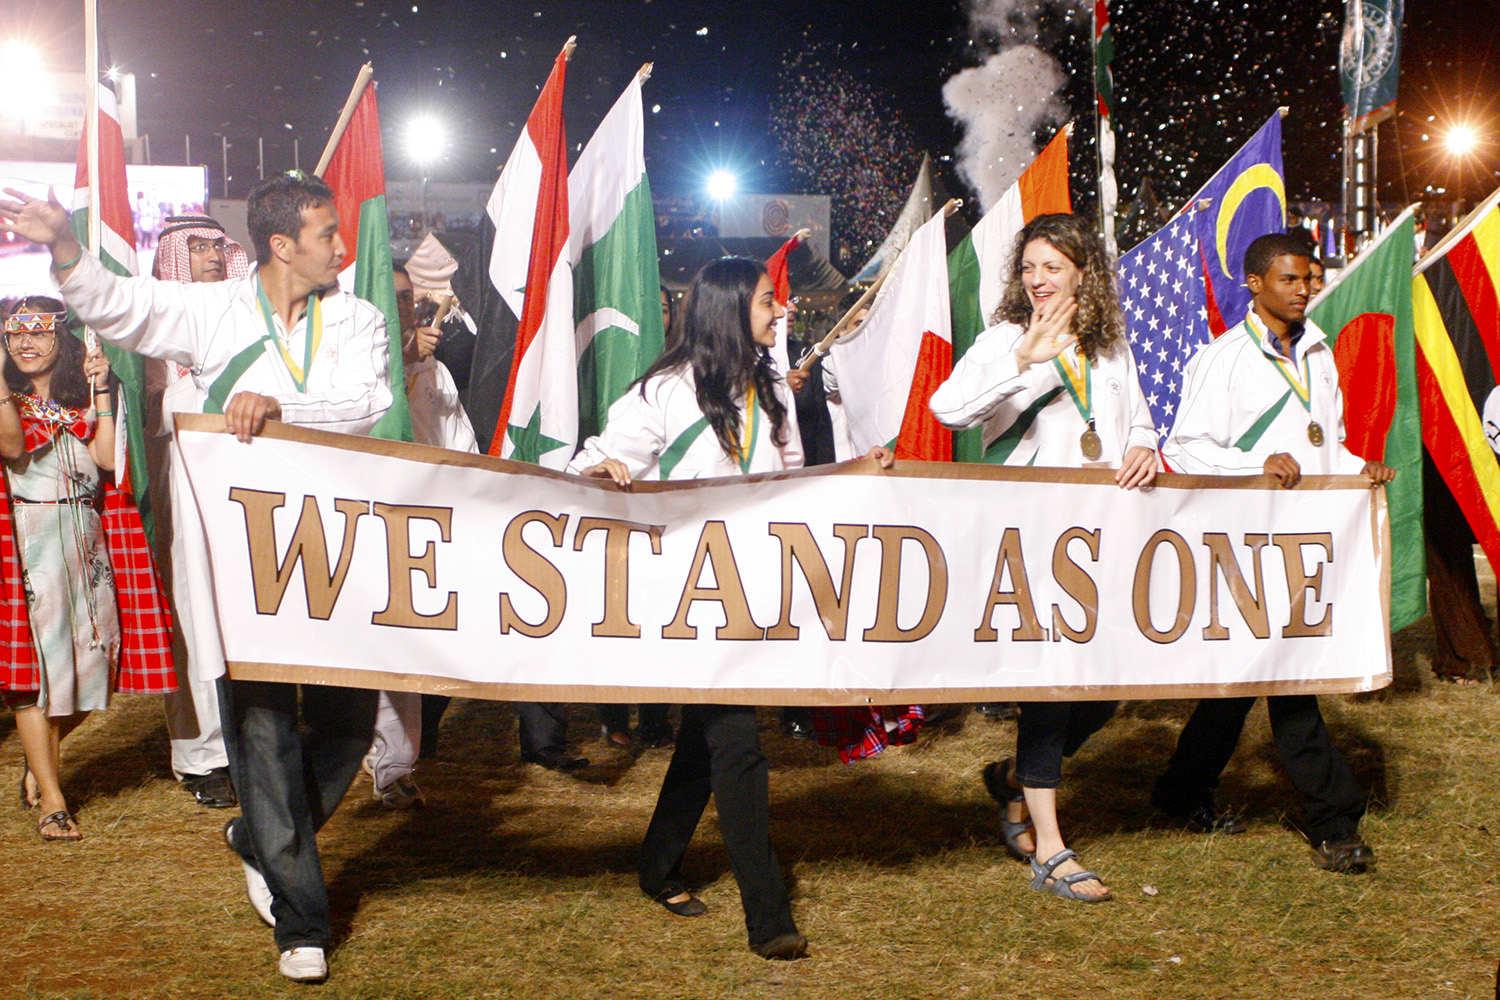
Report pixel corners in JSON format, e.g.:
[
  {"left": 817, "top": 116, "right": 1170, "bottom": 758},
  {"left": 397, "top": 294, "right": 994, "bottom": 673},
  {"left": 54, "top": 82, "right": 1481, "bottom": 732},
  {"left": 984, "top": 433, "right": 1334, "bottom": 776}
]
[{"left": 174, "top": 415, "right": 1392, "bottom": 704}]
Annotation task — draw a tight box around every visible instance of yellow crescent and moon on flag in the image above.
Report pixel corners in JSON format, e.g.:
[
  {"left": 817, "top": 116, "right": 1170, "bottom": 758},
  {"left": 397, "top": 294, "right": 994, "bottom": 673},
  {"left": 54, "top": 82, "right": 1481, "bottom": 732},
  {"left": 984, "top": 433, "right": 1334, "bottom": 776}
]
[{"left": 1213, "top": 163, "right": 1288, "bottom": 280}]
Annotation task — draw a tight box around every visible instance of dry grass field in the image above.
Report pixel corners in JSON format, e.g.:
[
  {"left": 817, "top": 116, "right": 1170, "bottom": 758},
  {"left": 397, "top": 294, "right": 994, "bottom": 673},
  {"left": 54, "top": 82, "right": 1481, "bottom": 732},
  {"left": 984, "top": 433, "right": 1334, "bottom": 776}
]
[{"left": 1, "top": 559, "right": 1496, "bottom": 1000}]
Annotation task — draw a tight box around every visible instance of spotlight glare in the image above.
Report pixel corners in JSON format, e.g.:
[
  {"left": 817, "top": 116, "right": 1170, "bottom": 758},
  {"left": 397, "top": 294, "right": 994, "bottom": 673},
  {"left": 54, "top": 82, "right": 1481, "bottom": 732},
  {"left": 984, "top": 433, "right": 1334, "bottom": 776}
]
[
  {"left": 706, "top": 170, "right": 737, "bottom": 201},
  {"left": 0, "top": 40, "right": 43, "bottom": 76},
  {"left": 404, "top": 115, "right": 447, "bottom": 167},
  {"left": 1446, "top": 125, "right": 1478, "bottom": 156}
]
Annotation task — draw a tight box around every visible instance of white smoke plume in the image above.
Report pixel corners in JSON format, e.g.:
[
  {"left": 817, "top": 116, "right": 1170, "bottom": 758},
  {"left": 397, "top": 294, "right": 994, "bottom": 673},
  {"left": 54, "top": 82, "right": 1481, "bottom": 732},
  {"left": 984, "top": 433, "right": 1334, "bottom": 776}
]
[{"left": 943, "top": 0, "right": 1083, "bottom": 211}]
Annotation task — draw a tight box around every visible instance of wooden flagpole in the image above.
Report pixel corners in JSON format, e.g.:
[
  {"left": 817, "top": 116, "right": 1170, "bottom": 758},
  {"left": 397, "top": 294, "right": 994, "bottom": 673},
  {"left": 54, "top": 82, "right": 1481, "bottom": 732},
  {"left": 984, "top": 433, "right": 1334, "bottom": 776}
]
[
  {"left": 84, "top": 0, "right": 101, "bottom": 257},
  {"left": 314, "top": 64, "right": 375, "bottom": 177},
  {"left": 795, "top": 199, "right": 961, "bottom": 373}
]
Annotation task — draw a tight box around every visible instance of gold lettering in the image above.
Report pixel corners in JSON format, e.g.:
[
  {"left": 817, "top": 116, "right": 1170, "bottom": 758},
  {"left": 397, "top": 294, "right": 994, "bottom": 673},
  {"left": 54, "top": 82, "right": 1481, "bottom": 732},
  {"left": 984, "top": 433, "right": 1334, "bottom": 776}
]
[
  {"left": 498, "top": 511, "right": 569, "bottom": 637},
  {"left": 1051, "top": 527, "right": 1101, "bottom": 643},
  {"left": 1271, "top": 532, "right": 1334, "bottom": 637},
  {"left": 862, "top": 525, "right": 947, "bottom": 643},
  {"left": 573, "top": 517, "right": 663, "bottom": 638},
  {"left": 1133, "top": 529, "right": 1196, "bottom": 644},
  {"left": 228, "top": 488, "right": 366, "bottom": 620},
  {"left": 765, "top": 523, "right": 869, "bottom": 640},
  {"left": 370, "top": 504, "right": 458, "bottom": 630},
  {"left": 975, "top": 528, "right": 1045, "bottom": 642},
  {"left": 1201, "top": 533, "right": 1270, "bottom": 640},
  {"left": 662, "top": 521, "right": 762, "bottom": 640}
]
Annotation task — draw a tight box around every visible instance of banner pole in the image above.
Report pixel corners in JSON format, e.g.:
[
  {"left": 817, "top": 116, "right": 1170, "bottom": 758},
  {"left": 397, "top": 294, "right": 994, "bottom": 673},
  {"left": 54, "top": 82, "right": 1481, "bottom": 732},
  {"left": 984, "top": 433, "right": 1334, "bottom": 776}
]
[
  {"left": 314, "top": 64, "right": 375, "bottom": 177},
  {"left": 795, "top": 199, "right": 961, "bottom": 372}
]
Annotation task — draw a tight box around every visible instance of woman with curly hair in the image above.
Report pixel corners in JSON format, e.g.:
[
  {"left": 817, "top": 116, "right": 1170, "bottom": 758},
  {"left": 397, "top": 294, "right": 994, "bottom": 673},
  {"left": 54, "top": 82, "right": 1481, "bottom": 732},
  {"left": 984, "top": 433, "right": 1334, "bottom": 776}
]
[
  {"left": 0, "top": 296, "right": 118, "bottom": 841},
  {"left": 930, "top": 213, "right": 1158, "bottom": 902}
]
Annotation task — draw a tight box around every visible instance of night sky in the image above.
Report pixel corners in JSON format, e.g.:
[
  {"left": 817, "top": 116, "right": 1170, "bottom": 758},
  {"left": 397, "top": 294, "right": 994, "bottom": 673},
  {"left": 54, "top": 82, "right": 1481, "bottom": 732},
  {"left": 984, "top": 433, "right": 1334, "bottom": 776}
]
[{"left": 8, "top": 0, "right": 1497, "bottom": 242}]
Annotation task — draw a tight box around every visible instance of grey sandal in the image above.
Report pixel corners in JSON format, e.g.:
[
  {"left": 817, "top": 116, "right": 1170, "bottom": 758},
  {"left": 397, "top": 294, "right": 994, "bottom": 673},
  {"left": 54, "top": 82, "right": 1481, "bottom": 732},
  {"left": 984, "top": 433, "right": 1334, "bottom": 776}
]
[
  {"left": 1029, "top": 849, "right": 1112, "bottom": 903},
  {"left": 982, "top": 759, "right": 1034, "bottom": 861}
]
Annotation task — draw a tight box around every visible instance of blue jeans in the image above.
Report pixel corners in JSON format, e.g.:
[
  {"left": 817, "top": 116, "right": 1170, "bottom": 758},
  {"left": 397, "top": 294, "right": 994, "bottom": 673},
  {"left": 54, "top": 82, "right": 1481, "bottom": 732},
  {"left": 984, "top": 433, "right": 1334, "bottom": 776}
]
[{"left": 219, "top": 678, "right": 378, "bottom": 950}]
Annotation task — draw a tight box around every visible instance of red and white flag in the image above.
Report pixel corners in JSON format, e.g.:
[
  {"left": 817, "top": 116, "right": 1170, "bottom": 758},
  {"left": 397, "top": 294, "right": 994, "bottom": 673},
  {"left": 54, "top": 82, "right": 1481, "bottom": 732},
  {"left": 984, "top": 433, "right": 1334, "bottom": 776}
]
[
  {"left": 831, "top": 211, "right": 953, "bottom": 461},
  {"left": 486, "top": 40, "right": 576, "bottom": 467},
  {"left": 71, "top": 79, "right": 137, "bottom": 277}
]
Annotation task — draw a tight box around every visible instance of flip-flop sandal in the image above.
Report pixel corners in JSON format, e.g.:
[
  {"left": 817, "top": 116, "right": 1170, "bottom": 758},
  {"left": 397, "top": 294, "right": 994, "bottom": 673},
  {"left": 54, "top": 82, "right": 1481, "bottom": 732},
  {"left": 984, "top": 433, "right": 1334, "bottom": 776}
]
[
  {"left": 38, "top": 810, "right": 82, "bottom": 842},
  {"left": 983, "top": 759, "right": 1034, "bottom": 861},
  {"left": 1028, "top": 848, "right": 1111, "bottom": 903}
]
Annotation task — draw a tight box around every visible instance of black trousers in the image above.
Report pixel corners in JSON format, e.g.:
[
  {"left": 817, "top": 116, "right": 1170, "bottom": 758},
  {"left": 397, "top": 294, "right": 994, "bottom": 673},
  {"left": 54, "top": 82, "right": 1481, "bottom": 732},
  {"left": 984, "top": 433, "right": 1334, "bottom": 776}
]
[
  {"left": 599, "top": 703, "right": 670, "bottom": 734},
  {"left": 1013, "top": 700, "right": 1118, "bottom": 788},
  {"left": 516, "top": 702, "right": 569, "bottom": 757},
  {"left": 1154, "top": 695, "right": 1366, "bottom": 843},
  {"left": 638, "top": 704, "right": 797, "bottom": 948}
]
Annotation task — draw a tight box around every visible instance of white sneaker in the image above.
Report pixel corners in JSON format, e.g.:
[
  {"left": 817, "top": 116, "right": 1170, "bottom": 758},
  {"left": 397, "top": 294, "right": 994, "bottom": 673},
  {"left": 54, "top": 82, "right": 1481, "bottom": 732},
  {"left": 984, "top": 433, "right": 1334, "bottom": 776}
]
[
  {"left": 225, "top": 819, "right": 276, "bottom": 926},
  {"left": 278, "top": 947, "right": 328, "bottom": 982},
  {"left": 241, "top": 856, "right": 276, "bottom": 927}
]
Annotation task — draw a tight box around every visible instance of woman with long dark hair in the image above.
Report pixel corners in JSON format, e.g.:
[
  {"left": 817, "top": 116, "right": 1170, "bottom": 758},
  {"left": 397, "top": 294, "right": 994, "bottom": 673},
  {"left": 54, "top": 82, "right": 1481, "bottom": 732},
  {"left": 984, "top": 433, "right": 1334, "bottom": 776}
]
[
  {"left": 0, "top": 296, "right": 118, "bottom": 840},
  {"left": 568, "top": 257, "right": 815, "bottom": 958},
  {"left": 930, "top": 213, "right": 1158, "bottom": 903}
]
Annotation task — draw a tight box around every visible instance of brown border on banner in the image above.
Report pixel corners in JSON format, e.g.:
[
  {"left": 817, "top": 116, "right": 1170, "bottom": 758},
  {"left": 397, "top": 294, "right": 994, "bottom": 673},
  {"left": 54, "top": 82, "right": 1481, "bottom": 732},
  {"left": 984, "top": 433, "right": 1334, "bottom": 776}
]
[
  {"left": 224, "top": 662, "right": 1387, "bottom": 704},
  {"left": 174, "top": 414, "right": 1379, "bottom": 493},
  {"left": 188, "top": 414, "right": 1395, "bottom": 699}
]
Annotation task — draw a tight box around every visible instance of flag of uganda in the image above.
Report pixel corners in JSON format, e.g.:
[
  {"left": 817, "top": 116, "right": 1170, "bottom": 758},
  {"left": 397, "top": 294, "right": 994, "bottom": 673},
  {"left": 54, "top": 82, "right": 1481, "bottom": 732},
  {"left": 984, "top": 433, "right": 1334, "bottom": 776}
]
[{"left": 1412, "top": 194, "right": 1500, "bottom": 571}]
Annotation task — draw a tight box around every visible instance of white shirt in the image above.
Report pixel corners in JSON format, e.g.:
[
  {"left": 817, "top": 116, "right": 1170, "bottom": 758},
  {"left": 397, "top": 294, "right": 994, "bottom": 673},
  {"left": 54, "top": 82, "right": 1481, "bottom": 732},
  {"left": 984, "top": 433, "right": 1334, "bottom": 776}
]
[
  {"left": 567, "top": 366, "right": 802, "bottom": 480},
  {"left": 1163, "top": 312, "right": 1366, "bottom": 476},
  {"left": 406, "top": 355, "right": 478, "bottom": 454},
  {"left": 58, "top": 252, "right": 392, "bottom": 433},
  {"left": 929, "top": 321, "right": 1158, "bottom": 467},
  {"left": 56, "top": 250, "right": 392, "bottom": 682}
]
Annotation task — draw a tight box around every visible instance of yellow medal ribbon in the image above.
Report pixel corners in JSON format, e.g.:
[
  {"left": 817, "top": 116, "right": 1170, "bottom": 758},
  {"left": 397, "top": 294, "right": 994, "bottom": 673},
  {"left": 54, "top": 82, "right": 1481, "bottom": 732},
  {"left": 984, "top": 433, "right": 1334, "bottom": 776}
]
[
  {"left": 1250, "top": 315, "right": 1313, "bottom": 413},
  {"left": 256, "top": 279, "right": 323, "bottom": 393},
  {"left": 733, "top": 381, "right": 760, "bottom": 473},
  {"left": 1053, "top": 347, "right": 1092, "bottom": 422}
]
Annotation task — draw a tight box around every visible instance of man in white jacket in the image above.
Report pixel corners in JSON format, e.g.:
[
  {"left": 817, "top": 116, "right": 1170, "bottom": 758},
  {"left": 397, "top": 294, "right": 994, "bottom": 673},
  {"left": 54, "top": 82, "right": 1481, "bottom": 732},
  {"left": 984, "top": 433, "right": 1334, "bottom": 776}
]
[
  {"left": 1, "top": 173, "right": 391, "bottom": 980},
  {"left": 1154, "top": 231, "right": 1393, "bottom": 873}
]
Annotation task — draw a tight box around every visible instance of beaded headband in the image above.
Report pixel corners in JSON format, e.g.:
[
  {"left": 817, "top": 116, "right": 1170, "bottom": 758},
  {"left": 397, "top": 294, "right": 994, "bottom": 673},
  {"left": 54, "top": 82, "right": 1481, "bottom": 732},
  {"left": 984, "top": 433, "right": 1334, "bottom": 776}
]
[{"left": 3, "top": 312, "right": 66, "bottom": 335}]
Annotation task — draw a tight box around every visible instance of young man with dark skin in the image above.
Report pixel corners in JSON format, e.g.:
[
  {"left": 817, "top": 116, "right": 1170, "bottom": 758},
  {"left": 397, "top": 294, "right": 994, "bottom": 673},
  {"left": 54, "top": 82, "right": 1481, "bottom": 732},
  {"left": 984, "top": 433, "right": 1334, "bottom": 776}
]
[
  {"left": 1154, "top": 232, "right": 1393, "bottom": 873},
  {"left": 0, "top": 174, "right": 391, "bottom": 981}
]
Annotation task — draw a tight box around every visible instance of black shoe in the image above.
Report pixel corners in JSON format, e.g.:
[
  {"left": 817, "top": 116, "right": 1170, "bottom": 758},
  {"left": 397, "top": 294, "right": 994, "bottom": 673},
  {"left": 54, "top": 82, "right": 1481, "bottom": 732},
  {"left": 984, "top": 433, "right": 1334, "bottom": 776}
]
[
  {"left": 752, "top": 933, "right": 809, "bottom": 960},
  {"left": 646, "top": 885, "right": 707, "bottom": 917},
  {"left": 975, "top": 702, "right": 1019, "bottom": 721},
  {"left": 182, "top": 768, "right": 237, "bottom": 809},
  {"left": 1313, "top": 836, "right": 1375, "bottom": 873},
  {"left": 522, "top": 748, "right": 590, "bottom": 772},
  {"left": 1182, "top": 805, "right": 1246, "bottom": 835},
  {"left": 1150, "top": 790, "right": 1245, "bottom": 835}
]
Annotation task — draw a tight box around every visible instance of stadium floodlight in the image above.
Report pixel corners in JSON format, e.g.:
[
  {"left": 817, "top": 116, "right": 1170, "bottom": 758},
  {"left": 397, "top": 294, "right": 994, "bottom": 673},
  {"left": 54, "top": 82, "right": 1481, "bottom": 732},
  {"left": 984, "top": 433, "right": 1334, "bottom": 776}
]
[
  {"left": 405, "top": 115, "right": 447, "bottom": 168},
  {"left": 1445, "top": 125, "right": 1477, "bottom": 157},
  {"left": 0, "top": 40, "right": 51, "bottom": 115},
  {"left": 707, "top": 170, "right": 738, "bottom": 201}
]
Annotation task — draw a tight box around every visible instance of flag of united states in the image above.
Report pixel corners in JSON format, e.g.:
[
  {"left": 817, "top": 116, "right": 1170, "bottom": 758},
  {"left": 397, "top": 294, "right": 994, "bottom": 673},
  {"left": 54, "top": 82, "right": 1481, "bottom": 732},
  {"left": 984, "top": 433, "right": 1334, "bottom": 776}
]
[{"left": 1119, "top": 209, "right": 1212, "bottom": 447}]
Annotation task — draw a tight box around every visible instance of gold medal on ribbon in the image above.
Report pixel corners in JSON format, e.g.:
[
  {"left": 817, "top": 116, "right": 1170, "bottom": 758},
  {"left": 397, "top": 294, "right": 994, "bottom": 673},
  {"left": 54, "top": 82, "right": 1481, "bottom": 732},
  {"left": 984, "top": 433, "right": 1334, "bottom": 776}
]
[
  {"left": 1307, "top": 421, "right": 1324, "bottom": 446},
  {"left": 1081, "top": 423, "right": 1103, "bottom": 460}
]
